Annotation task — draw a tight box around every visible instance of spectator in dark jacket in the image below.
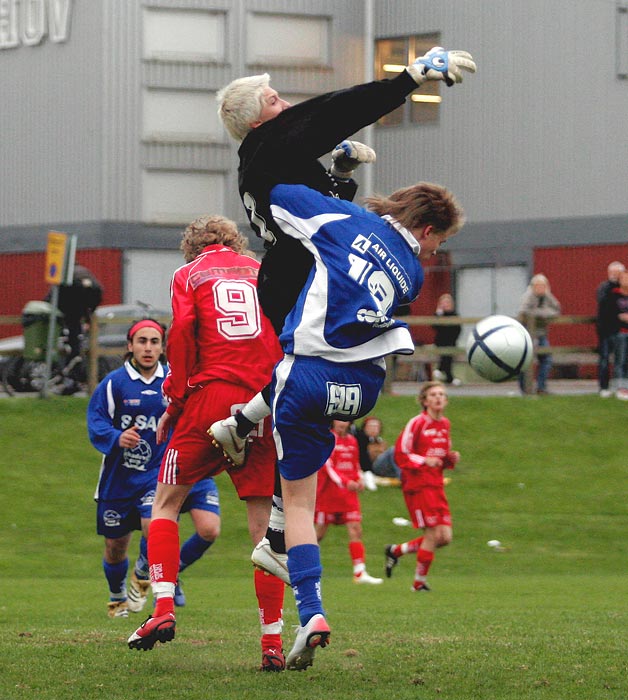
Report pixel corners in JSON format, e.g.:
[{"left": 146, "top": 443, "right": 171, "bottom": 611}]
[
  {"left": 431, "top": 293, "right": 461, "bottom": 385},
  {"left": 596, "top": 261, "right": 625, "bottom": 397},
  {"left": 55, "top": 264, "right": 103, "bottom": 360}
]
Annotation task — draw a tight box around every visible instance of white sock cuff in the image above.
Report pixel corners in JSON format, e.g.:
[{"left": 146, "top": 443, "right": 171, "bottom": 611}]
[
  {"left": 268, "top": 504, "right": 285, "bottom": 531},
  {"left": 260, "top": 620, "right": 284, "bottom": 635},
  {"left": 241, "top": 391, "right": 271, "bottom": 424},
  {"left": 153, "top": 581, "right": 175, "bottom": 597}
]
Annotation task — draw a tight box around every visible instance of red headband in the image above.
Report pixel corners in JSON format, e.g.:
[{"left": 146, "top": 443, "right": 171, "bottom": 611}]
[{"left": 127, "top": 320, "right": 165, "bottom": 341}]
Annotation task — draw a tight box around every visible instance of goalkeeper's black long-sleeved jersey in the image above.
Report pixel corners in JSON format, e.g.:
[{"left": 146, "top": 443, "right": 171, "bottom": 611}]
[{"left": 236, "top": 71, "right": 418, "bottom": 334}]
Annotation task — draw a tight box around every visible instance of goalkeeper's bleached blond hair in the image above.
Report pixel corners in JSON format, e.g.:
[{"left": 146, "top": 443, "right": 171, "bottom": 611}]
[
  {"left": 180, "top": 215, "right": 249, "bottom": 262},
  {"left": 217, "top": 73, "right": 270, "bottom": 142}
]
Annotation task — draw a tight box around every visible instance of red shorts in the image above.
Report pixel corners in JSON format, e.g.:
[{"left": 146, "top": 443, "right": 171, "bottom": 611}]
[
  {"left": 314, "top": 510, "right": 362, "bottom": 525},
  {"left": 403, "top": 487, "right": 451, "bottom": 529},
  {"left": 159, "top": 382, "right": 275, "bottom": 500}
]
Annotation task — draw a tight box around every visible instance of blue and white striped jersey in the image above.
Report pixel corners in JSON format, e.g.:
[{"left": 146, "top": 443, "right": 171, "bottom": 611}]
[
  {"left": 88, "top": 361, "right": 167, "bottom": 501},
  {"left": 270, "top": 184, "right": 424, "bottom": 363}
]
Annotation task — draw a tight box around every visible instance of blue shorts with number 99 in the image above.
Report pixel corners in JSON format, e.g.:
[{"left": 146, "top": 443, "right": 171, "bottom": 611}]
[{"left": 272, "top": 354, "right": 385, "bottom": 481}]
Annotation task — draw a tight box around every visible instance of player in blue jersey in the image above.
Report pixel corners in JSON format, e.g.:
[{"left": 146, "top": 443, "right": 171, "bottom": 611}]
[
  {"left": 88, "top": 320, "right": 220, "bottom": 618},
  {"left": 267, "top": 181, "right": 465, "bottom": 669}
]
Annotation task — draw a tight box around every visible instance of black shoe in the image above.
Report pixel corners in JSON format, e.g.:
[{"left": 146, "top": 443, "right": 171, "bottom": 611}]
[
  {"left": 411, "top": 581, "right": 432, "bottom": 592},
  {"left": 384, "top": 545, "right": 398, "bottom": 578}
]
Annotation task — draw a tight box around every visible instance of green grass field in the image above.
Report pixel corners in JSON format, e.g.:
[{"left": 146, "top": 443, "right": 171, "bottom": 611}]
[{"left": 0, "top": 394, "right": 626, "bottom": 700}]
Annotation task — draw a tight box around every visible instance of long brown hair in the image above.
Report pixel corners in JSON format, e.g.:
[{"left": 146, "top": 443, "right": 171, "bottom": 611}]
[{"left": 365, "top": 182, "right": 464, "bottom": 236}]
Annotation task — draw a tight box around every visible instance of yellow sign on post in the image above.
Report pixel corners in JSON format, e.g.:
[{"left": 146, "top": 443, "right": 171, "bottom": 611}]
[{"left": 45, "top": 231, "right": 68, "bottom": 285}]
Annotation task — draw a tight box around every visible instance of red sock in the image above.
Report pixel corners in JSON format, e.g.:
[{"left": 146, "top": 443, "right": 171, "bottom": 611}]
[
  {"left": 255, "top": 567, "right": 284, "bottom": 651},
  {"left": 394, "top": 537, "right": 423, "bottom": 558},
  {"left": 416, "top": 548, "right": 434, "bottom": 578},
  {"left": 349, "top": 541, "right": 365, "bottom": 570},
  {"left": 148, "top": 518, "right": 179, "bottom": 616}
]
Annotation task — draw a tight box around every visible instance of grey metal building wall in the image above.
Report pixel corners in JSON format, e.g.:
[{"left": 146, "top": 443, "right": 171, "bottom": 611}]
[
  {"left": 1, "top": 0, "right": 626, "bottom": 267},
  {"left": 193, "top": 0, "right": 367, "bottom": 236},
  {"left": 1, "top": 0, "right": 366, "bottom": 256},
  {"left": 0, "top": 2, "right": 106, "bottom": 226},
  {"left": 372, "top": 0, "right": 628, "bottom": 265}
]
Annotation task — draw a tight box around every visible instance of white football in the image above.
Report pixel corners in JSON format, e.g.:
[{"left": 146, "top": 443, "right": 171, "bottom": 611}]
[{"left": 466, "top": 315, "right": 533, "bottom": 382}]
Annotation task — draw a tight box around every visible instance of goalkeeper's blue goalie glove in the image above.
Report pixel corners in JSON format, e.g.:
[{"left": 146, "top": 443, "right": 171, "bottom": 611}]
[
  {"left": 407, "top": 46, "right": 476, "bottom": 87},
  {"left": 330, "top": 140, "right": 376, "bottom": 180}
]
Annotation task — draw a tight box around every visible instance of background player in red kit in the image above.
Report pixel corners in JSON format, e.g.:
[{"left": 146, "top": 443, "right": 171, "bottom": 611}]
[
  {"left": 127, "top": 215, "right": 286, "bottom": 672},
  {"left": 314, "top": 420, "right": 383, "bottom": 585},
  {"left": 385, "top": 381, "right": 460, "bottom": 591}
]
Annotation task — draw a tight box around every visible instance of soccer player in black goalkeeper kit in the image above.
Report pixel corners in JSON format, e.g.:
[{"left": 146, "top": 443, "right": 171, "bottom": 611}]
[{"left": 210, "top": 46, "right": 476, "bottom": 671}]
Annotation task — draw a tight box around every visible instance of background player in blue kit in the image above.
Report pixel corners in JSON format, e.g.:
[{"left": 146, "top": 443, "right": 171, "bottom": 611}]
[
  {"left": 87, "top": 320, "right": 220, "bottom": 618},
  {"left": 268, "top": 181, "right": 465, "bottom": 669}
]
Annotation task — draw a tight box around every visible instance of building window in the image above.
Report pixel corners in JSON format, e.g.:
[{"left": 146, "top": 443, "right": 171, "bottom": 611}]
[
  {"left": 143, "top": 9, "right": 225, "bottom": 62},
  {"left": 375, "top": 33, "right": 441, "bottom": 126},
  {"left": 142, "top": 171, "right": 225, "bottom": 226},
  {"left": 143, "top": 89, "right": 220, "bottom": 142},
  {"left": 247, "top": 13, "right": 329, "bottom": 67}
]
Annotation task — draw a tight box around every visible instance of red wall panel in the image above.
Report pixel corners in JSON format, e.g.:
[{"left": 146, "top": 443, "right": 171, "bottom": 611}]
[
  {"left": 534, "top": 243, "right": 628, "bottom": 348},
  {"left": 408, "top": 252, "right": 454, "bottom": 345},
  {"left": 0, "top": 249, "right": 123, "bottom": 339}
]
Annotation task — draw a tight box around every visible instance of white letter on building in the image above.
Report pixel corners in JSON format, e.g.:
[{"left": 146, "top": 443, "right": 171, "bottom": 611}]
[
  {"left": 48, "top": 0, "right": 71, "bottom": 43},
  {"left": 21, "top": 0, "right": 46, "bottom": 47},
  {"left": 0, "top": 0, "right": 19, "bottom": 49}
]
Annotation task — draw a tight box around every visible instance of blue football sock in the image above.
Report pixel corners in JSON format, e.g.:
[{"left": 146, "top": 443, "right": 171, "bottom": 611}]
[
  {"left": 288, "top": 543, "right": 324, "bottom": 626},
  {"left": 134, "top": 536, "right": 149, "bottom": 579},
  {"left": 103, "top": 558, "right": 128, "bottom": 599},
  {"left": 179, "top": 533, "right": 214, "bottom": 573}
]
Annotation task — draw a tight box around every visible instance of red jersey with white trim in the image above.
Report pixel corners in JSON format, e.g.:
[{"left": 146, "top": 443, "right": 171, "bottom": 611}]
[
  {"left": 316, "top": 432, "right": 362, "bottom": 513},
  {"left": 394, "top": 411, "right": 453, "bottom": 491},
  {"left": 163, "top": 245, "right": 282, "bottom": 417}
]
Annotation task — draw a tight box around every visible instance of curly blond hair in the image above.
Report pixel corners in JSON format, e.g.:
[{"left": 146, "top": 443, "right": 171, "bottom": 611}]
[{"left": 180, "top": 215, "right": 249, "bottom": 262}]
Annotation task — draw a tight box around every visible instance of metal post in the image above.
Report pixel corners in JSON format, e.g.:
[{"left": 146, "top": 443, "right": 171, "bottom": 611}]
[
  {"left": 40, "top": 285, "right": 60, "bottom": 399},
  {"left": 362, "top": 0, "right": 375, "bottom": 197},
  {"left": 88, "top": 313, "right": 100, "bottom": 395}
]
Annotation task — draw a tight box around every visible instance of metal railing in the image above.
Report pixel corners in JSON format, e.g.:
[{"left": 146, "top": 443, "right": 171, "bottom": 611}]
[
  {"left": 2, "top": 312, "right": 597, "bottom": 396},
  {"left": 385, "top": 314, "right": 597, "bottom": 393}
]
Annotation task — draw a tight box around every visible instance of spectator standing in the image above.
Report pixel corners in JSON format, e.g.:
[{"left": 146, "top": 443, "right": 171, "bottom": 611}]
[
  {"left": 56, "top": 264, "right": 103, "bottom": 361},
  {"left": 431, "top": 293, "right": 462, "bottom": 385},
  {"left": 609, "top": 269, "right": 628, "bottom": 400},
  {"left": 518, "top": 274, "right": 561, "bottom": 395},
  {"left": 385, "top": 381, "right": 459, "bottom": 591},
  {"left": 596, "top": 261, "right": 625, "bottom": 397},
  {"left": 315, "top": 420, "right": 383, "bottom": 585}
]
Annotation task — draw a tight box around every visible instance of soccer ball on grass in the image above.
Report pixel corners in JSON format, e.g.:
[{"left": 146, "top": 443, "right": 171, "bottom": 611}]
[{"left": 466, "top": 315, "right": 533, "bottom": 382}]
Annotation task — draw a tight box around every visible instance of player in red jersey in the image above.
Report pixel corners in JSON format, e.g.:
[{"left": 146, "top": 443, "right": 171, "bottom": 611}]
[
  {"left": 384, "top": 381, "right": 460, "bottom": 591},
  {"left": 315, "top": 420, "right": 383, "bottom": 585},
  {"left": 127, "top": 215, "right": 287, "bottom": 672}
]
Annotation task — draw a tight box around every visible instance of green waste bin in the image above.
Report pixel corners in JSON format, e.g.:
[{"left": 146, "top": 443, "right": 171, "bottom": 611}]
[{"left": 21, "top": 301, "right": 63, "bottom": 361}]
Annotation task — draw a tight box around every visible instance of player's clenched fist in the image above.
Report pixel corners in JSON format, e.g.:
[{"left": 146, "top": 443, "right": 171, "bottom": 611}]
[
  {"left": 407, "top": 46, "right": 476, "bottom": 87},
  {"left": 330, "top": 140, "right": 376, "bottom": 180}
]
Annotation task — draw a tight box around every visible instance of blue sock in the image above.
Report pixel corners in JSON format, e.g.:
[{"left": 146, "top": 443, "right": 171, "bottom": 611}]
[
  {"left": 179, "top": 533, "right": 214, "bottom": 573},
  {"left": 288, "top": 543, "right": 324, "bottom": 626},
  {"left": 103, "top": 558, "right": 128, "bottom": 600},
  {"left": 134, "top": 537, "right": 149, "bottom": 579}
]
